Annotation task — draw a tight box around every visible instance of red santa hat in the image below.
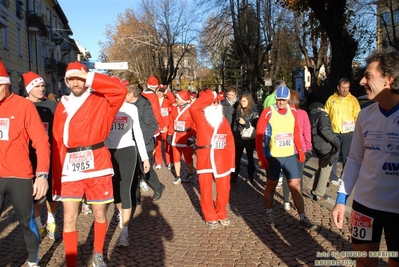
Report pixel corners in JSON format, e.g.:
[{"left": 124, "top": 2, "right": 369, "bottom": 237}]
[
  {"left": 176, "top": 90, "right": 191, "bottom": 103},
  {"left": 147, "top": 76, "right": 159, "bottom": 89},
  {"left": 0, "top": 61, "right": 10, "bottom": 85},
  {"left": 22, "top": 71, "right": 44, "bottom": 94},
  {"left": 64, "top": 61, "right": 88, "bottom": 86}
]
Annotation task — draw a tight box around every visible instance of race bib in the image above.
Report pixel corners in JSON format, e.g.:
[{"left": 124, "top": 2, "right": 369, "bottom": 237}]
[
  {"left": 342, "top": 121, "right": 355, "bottom": 132},
  {"left": 350, "top": 210, "right": 373, "bottom": 241},
  {"left": 275, "top": 132, "right": 293, "bottom": 147},
  {"left": 111, "top": 116, "right": 128, "bottom": 131},
  {"left": 0, "top": 118, "right": 10, "bottom": 141},
  {"left": 42, "top": 122, "right": 49, "bottom": 135},
  {"left": 174, "top": 121, "right": 186, "bottom": 131},
  {"left": 161, "top": 107, "right": 169, "bottom": 116},
  {"left": 68, "top": 150, "right": 95, "bottom": 172},
  {"left": 214, "top": 134, "right": 226, "bottom": 149}
]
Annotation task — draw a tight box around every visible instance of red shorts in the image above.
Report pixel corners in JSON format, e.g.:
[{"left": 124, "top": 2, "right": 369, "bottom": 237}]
[{"left": 61, "top": 175, "right": 114, "bottom": 204}]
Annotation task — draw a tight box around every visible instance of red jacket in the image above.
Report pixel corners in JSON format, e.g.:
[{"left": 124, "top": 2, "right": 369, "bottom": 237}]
[
  {"left": 168, "top": 103, "right": 196, "bottom": 147},
  {"left": 189, "top": 90, "right": 235, "bottom": 178},
  {"left": 159, "top": 89, "right": 175, "bottom": 128},
  {"left": 52, "top": 73, "right": 126, "bottom": 199},
  {"left": 0, "top": 94, "right": 50, "bottom": 178}
]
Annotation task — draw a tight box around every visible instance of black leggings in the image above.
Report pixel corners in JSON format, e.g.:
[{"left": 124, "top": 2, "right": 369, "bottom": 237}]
[
  {"left": 0, "top": 178, "right": 39, "bottom": 263},
  {"left": 110, "top": 146, "right": 138, "bottom": 209}
]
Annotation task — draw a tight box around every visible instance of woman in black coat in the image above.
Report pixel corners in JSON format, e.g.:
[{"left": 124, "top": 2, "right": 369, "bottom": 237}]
[{"left": 231, "top": 93, "right": 259, "bottom": 184}]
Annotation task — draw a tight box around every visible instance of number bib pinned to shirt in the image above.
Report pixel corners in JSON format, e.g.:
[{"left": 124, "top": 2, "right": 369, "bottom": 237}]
[
  {"left": 174, "top": 121, "right": 186, "bottom": 131},
  {"left": 350, "top": 210, "right": 373, "bottom": 241},
  {"left": 214, "top": 134, "right": 226, "bottom": 149},
  {"left": 111, "top": 116, "right": 128, "bottom": 131},
  {"left": 342, "top": 121, "right": 355, "bottom": 132},
  {"left": 275, "top": 132, "right": 293, "bottom": 147},
  {"left": 67, "top": 150, "right": 95, "bottom": 172},
  {"left": 161, "top": 107, "right": 169, "bottom": 116}
]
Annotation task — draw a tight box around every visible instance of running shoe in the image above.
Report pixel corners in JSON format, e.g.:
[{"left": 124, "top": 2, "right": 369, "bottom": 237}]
[
  {"left": 117, "top": 231, "right": 129, "bottom": 247},
  {"left": 140, "top": 180, "right": 149, "bottom": 191},
  {"left": 299, "top": 216, "right": 317, "bottom": 230},
  {"left": 47, "top": 222, "right": 60, "bottom": 240},
  {"left": 81, "top": 203, "right": 92, "bottom": 215},
  {"left": 219, "top": 218, "right": 231, "bottom": 226},
  {"left": 173, "top": 177, "right": 181, "bottom": 185},
  {"left": 92, "top": 252, "right": 107, "bottom": 267},
  {"left": 205, "top": 221, "right": 220, "bottom": 229},
  {"left": 264, "top": 212, "right": 276, "bottom": 227}
]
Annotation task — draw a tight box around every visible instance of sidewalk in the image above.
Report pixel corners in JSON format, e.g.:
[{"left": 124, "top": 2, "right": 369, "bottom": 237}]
[{"left": 0, "top": 155, "right": 388, "bottom": 267}]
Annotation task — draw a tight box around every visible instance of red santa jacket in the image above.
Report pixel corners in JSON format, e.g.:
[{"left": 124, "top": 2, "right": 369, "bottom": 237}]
[
  {"left": 168, "top": 103, "right": 196, "bottom": 147},
  {"left": 52, "top": 73, "right": 126, "bottom": 199},
  {"left": 142, "top": 90, "right": 166, "bottom": 136},
  {"left": 189, "top": 90, "right": 235, "bottom": 178},
  {"left": 159, "top": 89, "right": 175, "bottom": 128}
]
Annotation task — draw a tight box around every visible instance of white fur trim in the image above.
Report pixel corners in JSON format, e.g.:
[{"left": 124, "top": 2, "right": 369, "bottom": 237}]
[
  {"left": 0, "top": 77, "right": 10, "bottom": 84},
  {"left": 26, "top": 77, "right": 44, "bottom": 94}
]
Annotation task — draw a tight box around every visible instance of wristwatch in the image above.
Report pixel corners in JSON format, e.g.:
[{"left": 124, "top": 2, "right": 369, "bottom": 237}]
[{"left": 37, "top": 173, "right": 48, "bottom": 179}]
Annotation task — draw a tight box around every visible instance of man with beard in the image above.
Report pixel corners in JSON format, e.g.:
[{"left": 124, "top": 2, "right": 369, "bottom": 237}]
[
  {"left": 189, "top": 89, "right": 235, "bottom": 229},
  {"left": 52, "top": 61, "right": 126, "bottom": 267}
]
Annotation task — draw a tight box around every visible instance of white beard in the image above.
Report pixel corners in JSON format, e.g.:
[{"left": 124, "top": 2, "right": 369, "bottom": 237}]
[{"left": 204, "top": 104, "right": 223, "bottom": 128}]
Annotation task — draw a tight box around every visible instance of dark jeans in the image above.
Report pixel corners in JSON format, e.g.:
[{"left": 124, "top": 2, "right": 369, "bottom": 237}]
[{"left": 232, "top": 145, "right": 255, "bottom": 182}]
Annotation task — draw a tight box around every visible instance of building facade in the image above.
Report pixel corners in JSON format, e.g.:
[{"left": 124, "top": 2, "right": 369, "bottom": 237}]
[{"left": 0, "top": 0, "right": 89, "bottom": 97}]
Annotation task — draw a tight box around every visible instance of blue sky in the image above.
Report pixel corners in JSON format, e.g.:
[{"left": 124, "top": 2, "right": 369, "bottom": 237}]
[{"left": 58, "top": 0, "right": 139, "bottom": 62}]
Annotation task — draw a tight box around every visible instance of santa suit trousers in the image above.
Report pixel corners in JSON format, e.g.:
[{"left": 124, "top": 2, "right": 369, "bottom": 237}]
[
  {"left": 155, "top": 133, "right": 172, "bottom": 166},
  {"left": 198, "top": 172, "right": 231, "bottom": 222}
]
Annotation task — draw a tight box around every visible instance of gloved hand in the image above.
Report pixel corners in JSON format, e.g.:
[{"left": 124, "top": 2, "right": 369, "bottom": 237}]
[
  {"left": 187, "top": 136, "right": 195, "bottom": 146},
  {"left": 328, "top": 149, "right": 338, "bottom": 166},
  {"left": 298, "top": 150, "right": 305, "bottom": 162},
  {"left": 305, "top": 151, "right": 312, "bottom": 163},
  {"left": 167, "top": 135, "right": 172, "bottom": 145}
]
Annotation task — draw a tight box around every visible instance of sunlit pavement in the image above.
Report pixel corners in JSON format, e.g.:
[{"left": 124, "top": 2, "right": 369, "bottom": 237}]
[{"left": 0, "top": 154, "right": 388, "bottom": 266}]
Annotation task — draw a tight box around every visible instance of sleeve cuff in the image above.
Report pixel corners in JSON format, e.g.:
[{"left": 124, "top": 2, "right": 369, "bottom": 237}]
[{"left": 336, "top": 192, "right": 348, "bottom": 205}]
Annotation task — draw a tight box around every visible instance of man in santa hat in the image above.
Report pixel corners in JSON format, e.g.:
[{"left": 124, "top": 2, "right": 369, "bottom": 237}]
[
  {"left": 154, "top": 84, "right": 175, "bottom": 171},
  {"left": 167, "top": 90, "right": 196, "bottom": 185},
  {"left": 52, "top": 61, "right": 126, "bottom": 267},
  {"left": 189, "top": 89, "right": 235, "bottom": 229},
  {"left": 0, "top": 61, "right": 50, "bottom": 267},
  {"left": 23, "top": 71, "right": 60, "bottom": 241}
]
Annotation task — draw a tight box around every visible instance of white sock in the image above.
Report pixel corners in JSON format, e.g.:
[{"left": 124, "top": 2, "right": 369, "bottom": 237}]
[
  {"left": 47, "top": 212, "right": 55, "bottom": 224},
  {"left": 34, "top": 216, "right": 43, "bottom": 228}
]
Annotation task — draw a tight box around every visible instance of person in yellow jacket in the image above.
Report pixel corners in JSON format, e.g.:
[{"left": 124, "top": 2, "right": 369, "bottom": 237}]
[{"left": 324, "top": 78, "right": 361, "bottom": 185}]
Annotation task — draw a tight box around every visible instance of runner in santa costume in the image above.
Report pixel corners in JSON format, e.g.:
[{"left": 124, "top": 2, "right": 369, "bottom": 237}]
[
  {"left": 0, "top": 61, "right": 50, "bottom": 267},
  {"left": 167, "top": 90, "right": 196, "bottom": 185},
  {"left": 142, "top": 76, "right": 167, "bottom": 137},
  {"left": 52, "top": 61, "right": 126, "bottom": 267},
  {"left": 154, "top": 84, "right": 175, "bottom": 170},
  {"left": 189, "top": 89, "right": 235, "bottom": 229}
]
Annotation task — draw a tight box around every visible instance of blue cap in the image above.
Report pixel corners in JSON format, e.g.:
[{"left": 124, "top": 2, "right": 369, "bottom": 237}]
[{"left": 275, "top": 85, "right": 290, "bottom": 100}]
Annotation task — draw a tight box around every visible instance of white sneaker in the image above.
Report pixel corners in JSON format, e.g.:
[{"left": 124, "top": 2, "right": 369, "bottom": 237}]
[
  {"left": 117, "top": 231, "right": 129, "bottom": 247},
  {"left": 283, "top": 202, "right": 291, "bottom": 211},
  {"left": 140, "top": 180, "right": 149, "bottom": 191},
  {"left": 155, "top": 165, "right": 161, "bottom": 170},
  {"left": 81, "top": 203, "right": 92, "bottom": 215}
]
